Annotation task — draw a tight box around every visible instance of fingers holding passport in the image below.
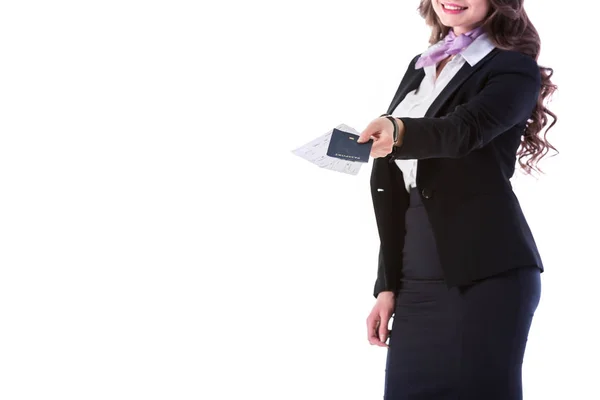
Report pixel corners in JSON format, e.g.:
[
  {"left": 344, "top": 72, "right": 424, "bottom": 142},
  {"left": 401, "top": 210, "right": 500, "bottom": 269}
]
[{"left": 358, "top": 118, "right": 395, "bottom": 158}]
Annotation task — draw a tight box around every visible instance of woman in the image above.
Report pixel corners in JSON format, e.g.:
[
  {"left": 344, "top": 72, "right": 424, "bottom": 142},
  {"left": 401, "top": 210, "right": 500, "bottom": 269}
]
[{"left": 357, "top": 0, "right": 557, "bottom": 398}]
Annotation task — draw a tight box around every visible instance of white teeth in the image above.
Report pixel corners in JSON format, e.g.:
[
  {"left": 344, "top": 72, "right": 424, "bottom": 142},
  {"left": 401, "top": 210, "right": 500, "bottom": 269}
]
[{"left": 443, "top": 4, "right": 466, "bottom": 10}]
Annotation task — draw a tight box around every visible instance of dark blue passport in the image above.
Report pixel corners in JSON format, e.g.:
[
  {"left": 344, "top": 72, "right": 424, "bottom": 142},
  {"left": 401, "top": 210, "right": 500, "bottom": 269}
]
[{"left": 326, "top": 128, "right": 373, "bottom": 163}]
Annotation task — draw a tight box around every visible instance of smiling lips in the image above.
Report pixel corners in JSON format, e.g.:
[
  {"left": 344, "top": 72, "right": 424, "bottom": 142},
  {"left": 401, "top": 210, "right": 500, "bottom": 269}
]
[{"left": 442, "top": 2, "right": 468, "bottom": 13}]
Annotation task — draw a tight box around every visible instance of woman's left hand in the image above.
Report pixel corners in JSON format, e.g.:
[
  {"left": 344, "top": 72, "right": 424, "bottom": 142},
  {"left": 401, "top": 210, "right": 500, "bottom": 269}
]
[{"left": 357, "top": 117, "right": 403, "bottom": 158}]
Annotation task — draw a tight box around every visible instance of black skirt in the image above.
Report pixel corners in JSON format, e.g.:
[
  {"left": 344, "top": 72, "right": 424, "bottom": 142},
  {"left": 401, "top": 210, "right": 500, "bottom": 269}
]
[{"left": 383, "top": 188, "right": 541, "bottom": 400}]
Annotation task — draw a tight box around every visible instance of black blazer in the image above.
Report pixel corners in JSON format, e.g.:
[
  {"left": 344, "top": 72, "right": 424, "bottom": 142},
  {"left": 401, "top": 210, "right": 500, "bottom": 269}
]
[{"left": 371, "top": 48, "right": 544, "bottom": 298}]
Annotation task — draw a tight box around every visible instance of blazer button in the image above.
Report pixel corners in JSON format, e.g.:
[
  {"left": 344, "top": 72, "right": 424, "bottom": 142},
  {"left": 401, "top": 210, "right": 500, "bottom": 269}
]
[{"left": 421, "top": 188, "right": 433, "bottom": 199}]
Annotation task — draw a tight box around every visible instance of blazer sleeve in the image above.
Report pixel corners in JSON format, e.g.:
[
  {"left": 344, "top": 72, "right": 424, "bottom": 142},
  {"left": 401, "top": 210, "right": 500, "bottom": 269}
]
[
  {"left": 373, "top": 245, "right": 395, "bottom": 298},
  {"left": 370, "top": 156, "right": 409, "bottom": 299},
  {"left": 392, "top": 52, "right": 542, "bottom": 160}
]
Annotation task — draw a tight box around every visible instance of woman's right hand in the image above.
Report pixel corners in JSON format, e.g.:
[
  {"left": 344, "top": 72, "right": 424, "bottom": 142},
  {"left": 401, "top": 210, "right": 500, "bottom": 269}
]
[{"left": 366, "top": 291, "right": 395, "bottom": 347}]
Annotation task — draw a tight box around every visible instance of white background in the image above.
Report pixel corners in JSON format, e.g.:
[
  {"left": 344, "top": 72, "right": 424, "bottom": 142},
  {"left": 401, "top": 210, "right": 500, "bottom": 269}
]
[{"left": 1, "top": 1, "right": 598, "bottom": 399}]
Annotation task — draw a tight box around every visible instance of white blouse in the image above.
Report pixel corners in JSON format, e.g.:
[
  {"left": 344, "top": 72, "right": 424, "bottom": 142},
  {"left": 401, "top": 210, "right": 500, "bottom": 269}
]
[{"left": 392, "top": 34, "right": 496, "bottom": 193}]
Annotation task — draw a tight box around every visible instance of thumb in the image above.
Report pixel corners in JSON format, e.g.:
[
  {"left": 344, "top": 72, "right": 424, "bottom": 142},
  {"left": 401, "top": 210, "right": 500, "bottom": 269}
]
[
  {"left": 379, "top": 327, "right": 387, "bottom": 343},
  {"left": 378, "top": 317, "right": 389, "bottom": 343},
  {"left": 357, "top": 121, "right": 380, "bottom": 143}
]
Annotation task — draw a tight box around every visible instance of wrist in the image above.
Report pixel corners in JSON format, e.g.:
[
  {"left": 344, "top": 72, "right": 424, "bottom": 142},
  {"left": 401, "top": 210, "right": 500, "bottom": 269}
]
[
  {"left": 379, "top": 114, "right": 404, "bottom": 147},
  {"left": 379, "top": 114, "right": 398, "bottom": 144},
  {"left": 392, "top": 117, "right": 404, "bottom": 147},
  {"left": 377, "top": 290, "right": 396, "bottom": 301}
]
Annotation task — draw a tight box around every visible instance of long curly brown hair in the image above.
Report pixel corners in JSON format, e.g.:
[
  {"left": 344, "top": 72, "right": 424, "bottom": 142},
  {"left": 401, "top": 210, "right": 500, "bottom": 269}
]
[{"left": 419, "top": 0, "right": 557, "bottom": 174}]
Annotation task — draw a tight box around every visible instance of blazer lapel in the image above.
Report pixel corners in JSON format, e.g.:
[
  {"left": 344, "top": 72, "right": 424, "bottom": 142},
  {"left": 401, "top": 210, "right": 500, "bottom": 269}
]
[
  {"left": 380, "top": 65, "right": 424, "bottom": 165},
  {"left": 386, "top": 68, "right": 425, "bottom": 115},
  {"left": 381, "top": 48, "right": 498, "bottom": 166},
  {"left": 424, "top": 48, "right": 499, "bottom": 118}
]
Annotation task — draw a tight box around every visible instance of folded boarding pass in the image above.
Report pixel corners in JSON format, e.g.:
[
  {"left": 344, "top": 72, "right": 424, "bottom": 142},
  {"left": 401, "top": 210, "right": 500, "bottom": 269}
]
[{"left": 291, "top": 124, "right": 373, "bottom": 175}]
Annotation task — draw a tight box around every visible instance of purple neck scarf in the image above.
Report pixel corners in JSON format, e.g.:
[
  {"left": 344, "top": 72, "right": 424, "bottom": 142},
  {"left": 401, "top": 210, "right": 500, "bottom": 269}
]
[{"left": 415, "top": 27, "right": 485, "bottom": 69}]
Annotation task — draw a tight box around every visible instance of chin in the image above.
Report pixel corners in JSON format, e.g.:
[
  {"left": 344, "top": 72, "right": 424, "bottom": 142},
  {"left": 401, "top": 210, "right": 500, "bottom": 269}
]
[{"left": 437, "top": 16, "right": 461, "bottom": 28}]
